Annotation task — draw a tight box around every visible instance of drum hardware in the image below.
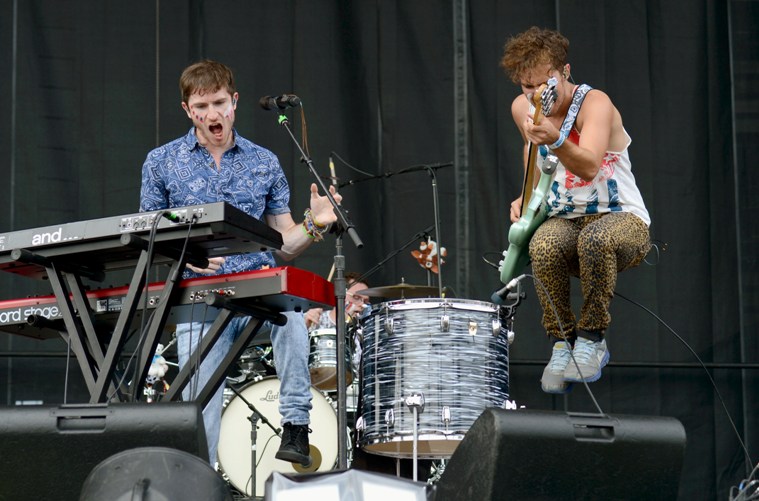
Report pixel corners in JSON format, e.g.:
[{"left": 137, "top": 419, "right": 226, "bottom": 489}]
[
  {"left": 405, "top": 392, "right": 426, "bottom": 481},
  {"left": 440, "top": 313, "right": 450, "bottom": 332},
  {"left": 467, "top": 320, "right": 477, "bottom": 336},
  {"left": 385, "top": 408, "right": 395, "bottom": 428},
  {"left": 356, "top": 282, "right": 441, "bottom": 299},
  {"left": 385, "top": 315, "right": 394, "bottom": 335},
  {"left": 427, "top": 459, "right": 447, "bottom": 485},
  {"left": 491, "top": 319, "right": 501, "bottom": 337},
  {"left": 441, "top": 406, "right": 451, "bottom": 427},
  {"left": 238, "top": 345, "right": 274, "bottom": 378}
]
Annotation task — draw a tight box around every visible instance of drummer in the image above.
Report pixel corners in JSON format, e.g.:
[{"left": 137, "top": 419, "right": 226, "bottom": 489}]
[{"left": 304, "top": 272, "right": 370, "bottom": 332}]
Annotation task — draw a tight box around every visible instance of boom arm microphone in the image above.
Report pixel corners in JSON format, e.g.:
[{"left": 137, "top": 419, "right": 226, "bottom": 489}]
[{"left": 259, "top": 94, "right": 302, "bottom": 110}]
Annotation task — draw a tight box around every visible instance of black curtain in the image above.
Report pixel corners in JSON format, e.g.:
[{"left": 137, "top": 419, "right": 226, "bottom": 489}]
[{"left": 0, "top": 1, "right": 756, "bottom": 499}]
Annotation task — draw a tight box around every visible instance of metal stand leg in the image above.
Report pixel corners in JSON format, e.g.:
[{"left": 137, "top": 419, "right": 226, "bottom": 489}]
[
  {"left": 405, "top": 392, "right": 425, "bottom": 482},
  {"left": 250, "top": 413, "right": 260, "bottom": 499}
]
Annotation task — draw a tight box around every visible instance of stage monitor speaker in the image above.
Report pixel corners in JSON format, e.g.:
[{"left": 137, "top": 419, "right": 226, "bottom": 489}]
[
  {"left": 434, "top": 408, "right": 686, "bottom": 501},
  {"left": 265, "top": 469, "right": 433, "bottom": 500},
  {"left": 80, "top": 446, "right": 231, "bottom": 501},
  {"left": 0, "top": 402, "right": 208, "bottom": 501}
]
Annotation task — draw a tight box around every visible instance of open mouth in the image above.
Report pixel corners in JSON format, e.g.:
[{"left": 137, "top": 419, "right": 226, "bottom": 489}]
[{"left": 209, "top": 123, "right": 223, "bottom": 137}]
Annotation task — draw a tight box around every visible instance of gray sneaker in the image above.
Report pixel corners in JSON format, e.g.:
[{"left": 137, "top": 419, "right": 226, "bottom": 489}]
[
  {"left": 563, "top": 337, "right": 610, "bottom": 383},
  {"left": 541, "top": 341, "right": 573, "bottom": 394}
]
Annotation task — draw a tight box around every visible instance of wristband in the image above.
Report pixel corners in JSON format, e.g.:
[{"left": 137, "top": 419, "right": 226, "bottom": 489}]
[
  {"left": 548, "top": 130, "right": 567, "bottom": 150},
  {"left": 303, "top": 209, "right": 328, "bottom": 242}
]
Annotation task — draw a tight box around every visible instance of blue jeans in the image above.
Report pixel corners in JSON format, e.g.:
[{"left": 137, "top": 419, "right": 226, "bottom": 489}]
[{"left": 176, "top": 311, "right": 313, "bottom": 465}]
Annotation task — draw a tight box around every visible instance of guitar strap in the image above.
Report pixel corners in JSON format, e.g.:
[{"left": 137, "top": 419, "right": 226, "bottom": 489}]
[
  {"left": 520, "top": 84, "right": 593, "bottom": 212},
  {"left": 542, "top": 83, "right": 593, "bottom": 158}
]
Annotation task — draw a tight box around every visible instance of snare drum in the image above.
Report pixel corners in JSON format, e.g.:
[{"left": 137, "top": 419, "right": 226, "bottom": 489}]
[
  {"left": 358, "top": 298, "right": 509, "bottom": 459},
  {"left": 308, "top": 328, "right": 353, "bottom": 391},
  {"left": 217, "top": 377, "right": 337, "bottom": 498}
]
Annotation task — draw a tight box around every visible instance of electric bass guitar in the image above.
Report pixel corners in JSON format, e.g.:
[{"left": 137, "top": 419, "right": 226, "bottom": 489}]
[{"left": 498, "top": 79, "right": 559, "bottom": 286}]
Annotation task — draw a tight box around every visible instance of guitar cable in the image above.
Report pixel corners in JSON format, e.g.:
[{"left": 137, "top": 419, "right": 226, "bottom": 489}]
[{"left": 509, "top": 271, "right": 755, "bottom": 482}]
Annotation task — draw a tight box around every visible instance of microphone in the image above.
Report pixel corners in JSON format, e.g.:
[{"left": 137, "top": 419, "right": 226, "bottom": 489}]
[
  {"left": 259, "top": 94, "right": 302, "bottom": 110},
  {"left": 490, "top": 274, "right": 526, "bottom": 305}
]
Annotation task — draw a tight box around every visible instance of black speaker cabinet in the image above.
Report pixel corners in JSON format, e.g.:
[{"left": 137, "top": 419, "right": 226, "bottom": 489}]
[
  {"left": 0, "top": 402, "right": 208, "bottom": 501},
  {"left": 434, "top": 408, "right": 686, "bottom": 501}
]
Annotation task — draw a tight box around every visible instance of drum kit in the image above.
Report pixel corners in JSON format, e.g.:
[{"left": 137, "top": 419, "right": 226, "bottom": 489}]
[{"left": 215, "top": 281, "right": 515, "bottom": 498}]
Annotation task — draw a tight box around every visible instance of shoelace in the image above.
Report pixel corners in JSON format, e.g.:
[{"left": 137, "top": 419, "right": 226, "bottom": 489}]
[
  {"left": 548, "top": 343, "right": 572, "bottom": 370},
  {"left": 571, "top": 340, "right": 598, "bottom": 364},
  {"left": 286, "top": 425, "right": 312, "bottom": 442}
]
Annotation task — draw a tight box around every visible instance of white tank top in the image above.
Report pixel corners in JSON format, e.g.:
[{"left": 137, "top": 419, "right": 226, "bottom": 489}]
[
  {"left": 544, "top": 128, "right": 650, "bottom": 226},
  {"left": 533, "top": 84, "right": 650, "bottom": 226}
]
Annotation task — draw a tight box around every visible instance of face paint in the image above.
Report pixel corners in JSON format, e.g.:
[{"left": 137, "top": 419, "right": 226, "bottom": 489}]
[{"left": 223, "top": 103, "right": 234, "bottom": 120}]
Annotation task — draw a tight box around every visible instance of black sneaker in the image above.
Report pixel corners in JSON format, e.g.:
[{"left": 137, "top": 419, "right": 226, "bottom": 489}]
[{"left": 275, "top": 423, "right": 312, "bottom": 467}]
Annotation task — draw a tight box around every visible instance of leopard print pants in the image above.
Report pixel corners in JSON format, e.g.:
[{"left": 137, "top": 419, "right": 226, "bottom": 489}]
[{"left": 528, "top": 212, "right": 650, "bottom": 339}]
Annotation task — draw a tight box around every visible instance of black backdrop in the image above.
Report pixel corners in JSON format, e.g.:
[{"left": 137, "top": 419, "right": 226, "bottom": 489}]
[{"left": 1, "top": 1, "right": 757, "bottom": 499}]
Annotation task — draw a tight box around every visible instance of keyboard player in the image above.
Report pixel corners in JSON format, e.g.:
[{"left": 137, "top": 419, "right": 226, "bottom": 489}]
[{"left": 139, "top": 60, "right": 341, "bottom": 468}]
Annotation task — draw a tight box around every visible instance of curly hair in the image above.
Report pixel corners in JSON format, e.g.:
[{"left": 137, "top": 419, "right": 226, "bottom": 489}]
[
  {"left": 179, "top": 60, "right": 237, "bottom": 103},
  {"left": 499, "top": 27, "right": 569, "bottom": 84}
]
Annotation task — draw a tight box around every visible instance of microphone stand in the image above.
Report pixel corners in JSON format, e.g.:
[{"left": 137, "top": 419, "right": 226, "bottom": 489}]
[
  {"left": 340, "top": 163, "right": 449, "bottom": 298},
  {"left": 423, "top": 165, "right": 445, "bottom": 298},
  {"left": 337, "top": 162, "right": 452, "bottom": 189},
  {"left": 269, "top": 108, "right": 363, "bottom": 470},
  {"left": 353, "top": 224, "right": 435, "bottom": 287},
  {"left": 226, "top": 384, "right": 280, "bottom": 500}
]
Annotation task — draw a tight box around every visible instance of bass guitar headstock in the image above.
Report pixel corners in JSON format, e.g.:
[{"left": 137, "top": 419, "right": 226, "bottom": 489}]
[{"left": 531, "top": 76, "right": 559, "bottom": 123}]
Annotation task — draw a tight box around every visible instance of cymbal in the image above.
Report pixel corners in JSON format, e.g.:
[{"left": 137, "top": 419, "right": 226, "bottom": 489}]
[{"left": 356, "top": 283, "right": 440, "bottom": 299}]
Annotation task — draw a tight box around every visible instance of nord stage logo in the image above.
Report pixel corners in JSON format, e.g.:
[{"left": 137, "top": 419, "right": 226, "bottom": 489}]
[{"left": 0, "top": 304, "right": 61, "bottom": 325}]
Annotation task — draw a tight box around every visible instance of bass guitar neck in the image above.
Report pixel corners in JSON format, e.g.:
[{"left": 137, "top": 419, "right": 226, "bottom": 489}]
[{"left": 498, "top": 79, "right": 559, "bottom": 286}]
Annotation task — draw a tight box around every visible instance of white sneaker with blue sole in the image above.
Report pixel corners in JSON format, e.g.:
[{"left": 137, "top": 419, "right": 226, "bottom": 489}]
[
  {"left": 563, "top": 337, "right": 609, "bottom": 383},
  {"left": 541, "top": 341, "right": 574, "bottom": 394}
]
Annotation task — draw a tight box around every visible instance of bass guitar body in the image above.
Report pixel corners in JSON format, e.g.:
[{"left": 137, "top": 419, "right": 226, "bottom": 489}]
[{"left": 499, "top": 170, "right": 551, "bottom": 284}]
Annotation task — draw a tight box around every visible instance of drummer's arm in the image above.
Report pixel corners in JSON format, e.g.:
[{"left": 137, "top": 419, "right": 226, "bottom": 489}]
[{"left": 304, "top": 308, "right": 323, "bottom": 329}]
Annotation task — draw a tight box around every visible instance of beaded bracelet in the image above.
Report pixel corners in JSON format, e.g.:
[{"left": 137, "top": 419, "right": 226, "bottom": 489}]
[
  {"left": 303, "top": 208, "right": 329, "bottom": 242},
  {"left": 548, "top": 130, "right": 567, "bottom": 150}
]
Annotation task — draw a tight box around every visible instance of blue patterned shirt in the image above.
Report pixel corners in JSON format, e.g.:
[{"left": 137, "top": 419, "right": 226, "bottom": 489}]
[{"left": 139, "top": 128, "right": 291, "bottom": 277}]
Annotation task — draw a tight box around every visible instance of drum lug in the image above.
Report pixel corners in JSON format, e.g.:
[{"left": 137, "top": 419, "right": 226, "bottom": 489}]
[
  {"left": 468, "top": 320, "right": 478, "bottom": 336},
  {"left": 440, "top": 314, "right": 450, "bottom": 332},
  {"left": 441, "top": 405, "right": 451, "bottom": 425},
  {"left": 492, "top": 319, "right": 501, "bottom": 337},
  {"left": 385, "top": 408, "right": 395, "bottom": 427},
  {"left": 386, "top": 316, "right": 395, "bottom": 335}
]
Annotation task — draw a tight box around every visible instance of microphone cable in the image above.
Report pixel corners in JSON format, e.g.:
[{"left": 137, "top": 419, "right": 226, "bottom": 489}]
[
  {"left": 614, "top": 290, "right": 754, "bottom": 480},
  {"left": 513, "top": 273, "right": 606, "bottom": 416},
  {"left": 330, "top": 150, "right": 375, "bottom": 178}
]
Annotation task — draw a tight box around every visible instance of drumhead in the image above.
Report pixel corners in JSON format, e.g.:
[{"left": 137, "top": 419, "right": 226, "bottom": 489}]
[{"left": 217, "top": 377, "right": 337, "bottom": 498}]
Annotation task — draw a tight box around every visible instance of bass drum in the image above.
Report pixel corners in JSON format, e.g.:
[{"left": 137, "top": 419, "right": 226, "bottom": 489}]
[{"left": 218, "top": 377, "right": 337, "bottom": 498}]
